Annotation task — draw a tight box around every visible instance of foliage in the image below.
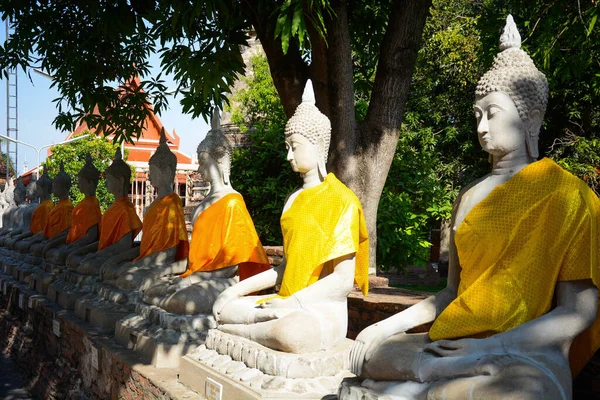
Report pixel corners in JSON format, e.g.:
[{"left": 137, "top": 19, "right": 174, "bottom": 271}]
[
  {"left": 41, "top": 133, "right": 128, "bottom": 212},
  {"left": 231, "top": 126, "right": 301, "bottom": 245},
  {"left": 228, "top": 54, "right": 300, "bottom": 245},
  {"left": 0, "top": 153, "right": 16, "bottom": 178},
  {"left": 229, "top": 55, "right": 287, "bottom": 133},
  {"left": 377, "top": 127, "right": 454, "bottom": 270}
]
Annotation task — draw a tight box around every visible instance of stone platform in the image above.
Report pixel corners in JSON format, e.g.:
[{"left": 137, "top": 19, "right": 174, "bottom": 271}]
[
  {"left": 0, "top": 271, "right": 202, "bottom": 400},
  {"left": 180, "top": 329, "right": 353, "bottom": 399},
  {"left": 114, "top": 303, "right": 215, "bottom": 368}
]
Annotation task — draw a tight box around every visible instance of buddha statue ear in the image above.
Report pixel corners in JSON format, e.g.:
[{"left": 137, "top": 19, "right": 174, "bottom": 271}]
[
  {"left": 526, "top": 108, "right": 543, "bottom": 159},
  {"left": 316, "top": 137, "right": 327, "bottom": 179},
  {"left": 221, "top": 159, "right": 230, "bottom": 185}
]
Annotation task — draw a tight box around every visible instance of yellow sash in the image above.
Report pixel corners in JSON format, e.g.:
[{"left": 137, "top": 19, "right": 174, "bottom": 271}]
[
  {"left": 277, "top": 173, "right": 369, "bottom": 298},
  {"left": 66, "top": 196, "right": 102, "bottom": 244},
  {"left": 42, "top": 199, "right": 74, "bottom": 238},
  {"left": 29, "top": 199, "right": 54, "bottom": 234},
  {"left": 98, "top": 196, "right": 142, "bottom": 251},
  {"left": 428, "top": 158, "right": 600, "bottom": 377}
]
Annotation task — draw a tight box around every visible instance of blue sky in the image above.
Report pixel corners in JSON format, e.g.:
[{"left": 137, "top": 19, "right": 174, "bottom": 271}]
[{"left": 0, "top": 30, "right": 210, "bottom": 176}]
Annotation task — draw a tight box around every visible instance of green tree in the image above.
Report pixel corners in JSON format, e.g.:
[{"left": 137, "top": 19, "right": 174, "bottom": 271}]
[
  {"left": 42, "top": 133, "right": 127, "bottom": 211},
  {"left": 0, "top": 0, "right": 435, "bottom": 269}
]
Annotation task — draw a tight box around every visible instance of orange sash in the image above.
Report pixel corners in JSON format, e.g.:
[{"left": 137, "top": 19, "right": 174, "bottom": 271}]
[
  {"left": 29, "top": 200, "right": 54, "bottom": 234},
  {"left": 134, "top": 192, "right": 189, "bottom": 262},
  {"left": 98, "top": 196, "right": 142, "bottom": 251},
  {"left": 66, "top": 196, "right": 102, "bottom": 244},
  {"left": 180, "top": 193, "right": 270, "bottom": 279},
  {"left": 42, "top": 199, "right": 74, "bottom": 239}
]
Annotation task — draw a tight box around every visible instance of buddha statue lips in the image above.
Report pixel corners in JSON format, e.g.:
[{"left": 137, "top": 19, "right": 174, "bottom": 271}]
[
  {"left": 343, "top": 15, "right": 600, "bottom": 400},
  {"left": 212, "top": 80, "right": 369, "bottom": 354}
]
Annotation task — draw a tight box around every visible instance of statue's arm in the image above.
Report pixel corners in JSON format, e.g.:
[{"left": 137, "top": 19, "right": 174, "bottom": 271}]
[
  {"left": 494, "top": 280, "right": 597, "bottom": 353},
  {"left": 103, "top": 246, "right": 140, "bottom": 265},
  {"left": 95, "top": 232, "right": 132, "bottom": 258},
  {"left": 42, "top": 232, "right": 68, "bottom": 255},
  {"left": 65, "top": 241, "right": 99, "bottom": 267},
  {"left": 135, "top": 246, "right": 177, "bottom": 266},
  {"left": 70, "top": 224, "right": 98, "bottom": 248}
]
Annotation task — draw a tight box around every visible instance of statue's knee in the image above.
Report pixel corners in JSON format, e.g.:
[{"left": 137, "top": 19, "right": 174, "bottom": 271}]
[{"left": 273, "top": 312, "right": 323, "bottom": 353}]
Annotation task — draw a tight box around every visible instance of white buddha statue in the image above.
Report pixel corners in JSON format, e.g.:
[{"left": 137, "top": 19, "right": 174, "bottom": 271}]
[
  {"left": 343, "top": 16, "right": 600, "bottom": 400},
  {"left": 212, "top": 80, "right": 369, "bottom": 354},
  {"left": 139, "top": 111, "right": 270, "bottom": 315}
]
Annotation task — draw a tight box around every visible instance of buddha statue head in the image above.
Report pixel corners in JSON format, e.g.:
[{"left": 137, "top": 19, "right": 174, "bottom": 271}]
[
  {"left": 105, "top": 148, "right": 131, "bottom": 197},
  {"left": 197, "top": 109, "right": 233, "bottom": 185},
  {"left": 53, "top": 162, "right": 71, "bottom": 199},
  {"left": 284, "top": 80, "right": 331, "bottom": 178},
  {"left": 36, "top": 171, "right": 53, "bottom": 200},
  {"left": 13, "top": 179, "right": 26, "bottom": 206},
  {"left": 474, "top": 15, "right": 548, "bottom": 159},
  {"left": 78, "top": 154, "right": 101, "bottom": 197},
  {"left": 148, "top": 128, "right": 177, "bottom": 191},
  {"left": 3, "top": 179, "right": 15, "bottom": 207},
  {"left": 25, "top": 179, "right": 37, "bottom": 203}
]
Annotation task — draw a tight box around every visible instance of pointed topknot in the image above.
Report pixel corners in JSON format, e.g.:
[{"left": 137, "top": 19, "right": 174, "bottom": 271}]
[
  {"left": 85, "top": 153, "right": 93, "bottom": 165},
  {"left": 301, "top": 79, "right": 316, "bottom": 105},
  {"left": 211, "top": 108, "right": 221, "bottom": 130},
  {"left": 114, "top": 147, "right": 123, "bottom": 161},
  {"left": 59, "top": 161, "right": 65, "bottom": 172},
  {"left": 499, "top": 14, "right": 521, "bottom": 51},
  {"left": 159, "top": 128, "right": 167, "bottom": 145}
]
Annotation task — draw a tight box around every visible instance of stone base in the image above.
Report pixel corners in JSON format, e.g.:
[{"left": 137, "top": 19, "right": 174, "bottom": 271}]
[
  {"left": 75, "top": 294, "right": 132, "bottom": 332},
  {"left": 113, "top": 303, "right": 215, "bottom": 368},
  {"left": 47, "top": 271, "right": 98, "bottom": 310},
  {"left": 179, "top": 330, "right": 354, "bottom": 399},
  {"left": 0, "top": 276, "right": 203, "bottom": 400}
]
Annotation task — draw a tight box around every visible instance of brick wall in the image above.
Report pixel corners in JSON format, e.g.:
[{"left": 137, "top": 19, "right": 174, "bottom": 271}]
[{"left": 0, "top": 279, "right": 199, "bottom": 400}]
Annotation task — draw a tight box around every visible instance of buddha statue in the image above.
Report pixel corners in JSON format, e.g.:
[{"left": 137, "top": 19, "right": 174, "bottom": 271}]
[
  {"left": 138, "top": 111, "right": 270, "bottom": 315},
  {"left": 98, "top": 129, "right": 189, "bottom": 286},
  {"left": 66, "top": 148, "right": 142, "bottom": 275},
  {"left": 211, "top": 80, "right": 369, "bottom": 354},
  {"left": 0, "top": 179, "right": 34, "bottom": 246},
  {"left": 42, "top": 154, "right": 102, "bottom": 265},
  {"left": 343, "top": 16, "right": 600, "bottom": 400},
  {"left": 4, "top": 172, "right": 54, "bottom": 249},
  {"left": 0, "top": 178, "right": 26, "bottom": 241},
  {"left": 0, "top": 178, "right": 17, "bottom": 234},
  {"left": 18, "top": 163, "right": 74, "bottom": 255}
]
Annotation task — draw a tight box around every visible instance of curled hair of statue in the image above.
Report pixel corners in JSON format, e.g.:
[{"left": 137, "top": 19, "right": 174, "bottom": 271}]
[
  {"left": 105, "top": 148, "right": 132, "bottom": 188},
  {"left": 197, "top": 108, "right": 233, "bottom": 164},
  {"left": 284, "top": 79, "right": 332, "bottom": 162},
  {"left": 475, "top": 15, "right": 549, "bottom": 123},
  {"left": 149, "top": 127, "right": 177, "bottom": 171},
  {"left": 79, "top": 153, "right": 101, "bottom": 182}
]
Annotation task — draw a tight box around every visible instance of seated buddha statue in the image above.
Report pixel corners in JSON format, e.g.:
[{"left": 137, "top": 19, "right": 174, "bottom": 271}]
[
  {"left": 42, "top": 155, "right": 102, "bottom": 265},
  {"left": 98, "top": 129, "right": 189, "bottom": 287},
  {"left": 66, "top": 149, "right": 142, "bottom": 275},
  {"left": 212, "top": 80, "right": 369, "bottom": 354},
  {"left": 18, "top": 164, "right": 74, "bottom": 255},
  {"left": 0, "top": 179, "right": 27, "bottom": 242},
  {"left": 344, "top": 16, "right": 600, "bottom": 400},
  {"left": 5, "top": 172, "right": 54, "bottom": 249},
  {"left": 0, "top": 179, "right": 19, "bottom": 237},
  {"left": 140, "top": 111, "right": 270, "bottom": 315}
]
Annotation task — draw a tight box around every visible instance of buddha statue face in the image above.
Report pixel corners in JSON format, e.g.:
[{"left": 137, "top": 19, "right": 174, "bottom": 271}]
[
  {"left": 36, "top": 173, "right": 52, "bottom": 199},
  {"left": 285, "top": 133, "right": 323, "bottom": 174},
  {"left": 26, "top": 181, "right": 37, "bottom": 202},
  {"left": 77, "top": 175, "right": 97, "bottom": 197},
  {"left": 148, "top": 163, "right": 173, "bottom": 189},
  {"left": 52, "top": 180, "right": 70, "bottom": 199},
  {"left": 105, "top": 172, "right": 124, "bottom": 197},
  {"left": 148, "top": 128, "right": 177, "bottom": 190},
  {"left": 196, "top": 109, "right": 233, "bottom": 185},
  {"left": 475, "top": 91, "right": 528, "bottom": 157}
]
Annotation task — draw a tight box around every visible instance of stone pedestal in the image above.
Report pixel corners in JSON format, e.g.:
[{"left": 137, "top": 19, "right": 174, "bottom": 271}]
[
  {"left": 179, "top": 329, "right": 354, "bottom": 399},
  {"left": 47, "top": 270, "right": 98, "bottom": 310},
  {"left": 74, "top": 284, "right": 137, "bottom": 332},
  {"left": 114, "top": 303, "right": 215, "bottom": 368}
]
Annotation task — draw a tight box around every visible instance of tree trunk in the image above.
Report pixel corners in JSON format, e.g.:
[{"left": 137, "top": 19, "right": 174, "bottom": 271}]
[
  {"left": 248, "top": 0, "right": 432, "bottom": 273},
  {"left": 328, "top": 0, "right": 432, "bottom": 273}
]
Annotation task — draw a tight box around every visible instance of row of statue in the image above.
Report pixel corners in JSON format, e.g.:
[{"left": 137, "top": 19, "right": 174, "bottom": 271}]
[{"left": 0, "top": 16, "right": 598, "bottom": 399}]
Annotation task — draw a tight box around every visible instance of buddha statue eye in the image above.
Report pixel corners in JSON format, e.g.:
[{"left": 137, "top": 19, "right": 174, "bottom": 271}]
[
  {"left": 488, "top": 105, "right": 503, "bottom": 118},
  {"left": 474, "top": 109, "right": 482, "bottom": 120}
]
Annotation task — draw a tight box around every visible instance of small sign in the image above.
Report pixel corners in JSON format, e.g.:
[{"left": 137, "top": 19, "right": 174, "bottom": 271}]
[
  {"left": 91, "top": 346, "right": 99, "bottom": 370},
  {"left": 53, "top": 319, "right": 61, "bottom": 337},
  {"left": 205, "top": 378, "right": 223, "bottom": 400},
  {"left": 18, "top": 293, "right": 25, "bottom": 309},
  {"left": 3, "top": 265, "right": 7, "bottom": 273},
  {"left": 28, "top": 296, "right": 35, "bottom": 309}
]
